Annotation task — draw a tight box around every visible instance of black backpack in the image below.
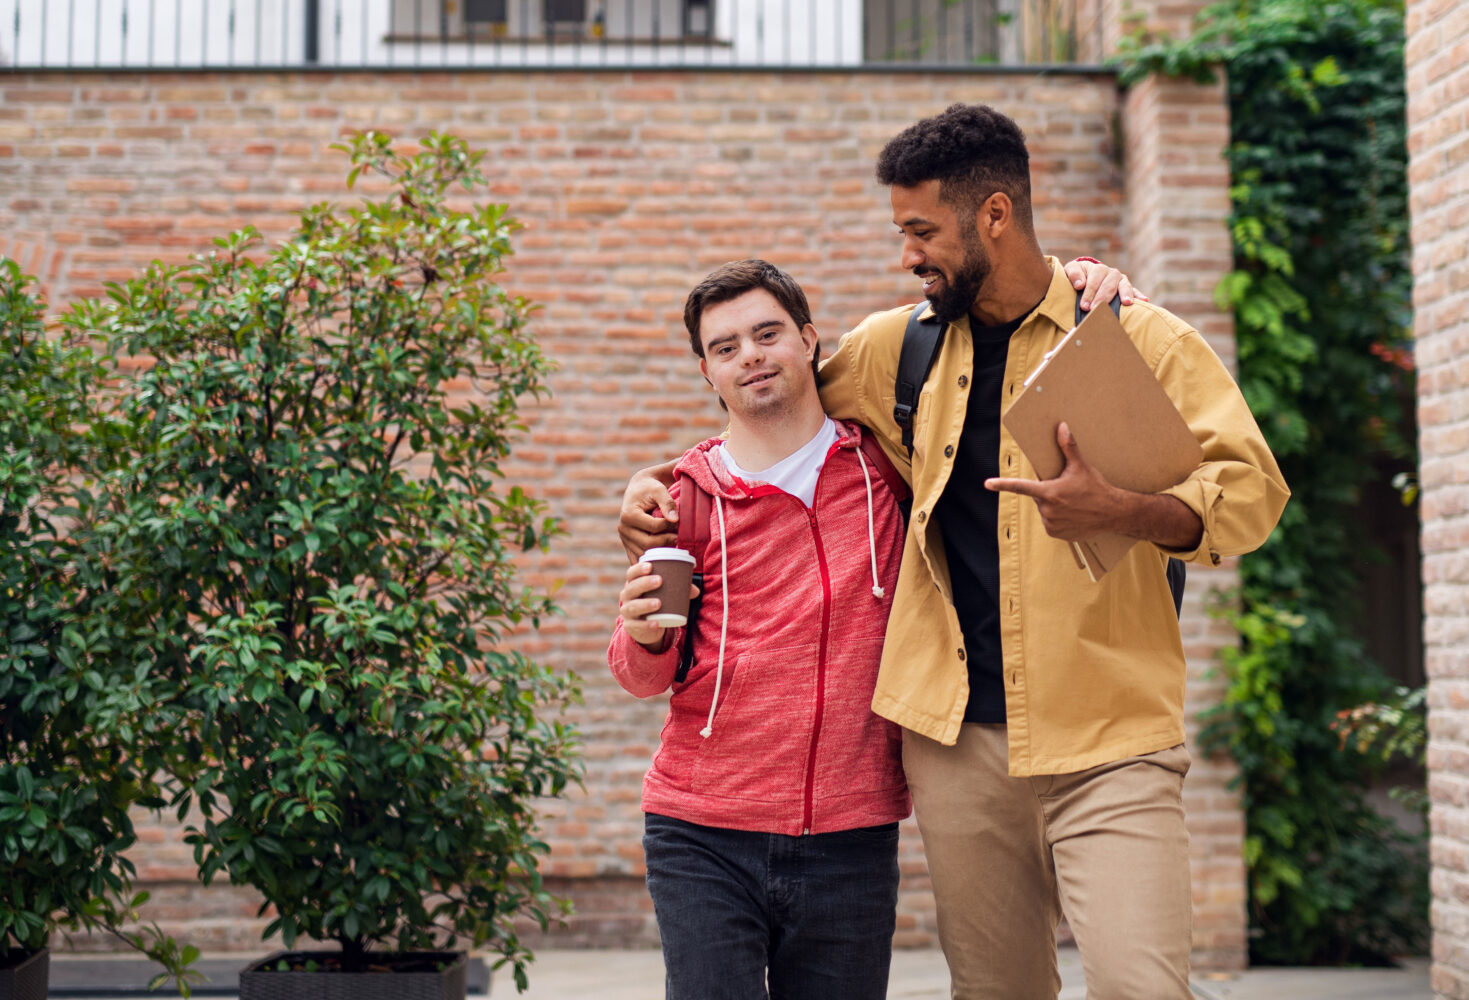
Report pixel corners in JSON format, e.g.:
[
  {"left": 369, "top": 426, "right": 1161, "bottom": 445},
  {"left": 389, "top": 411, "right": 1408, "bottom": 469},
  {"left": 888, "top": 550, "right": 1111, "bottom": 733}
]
[{"left": 890, "top": 295, "right": 1187, "bottom": 616}]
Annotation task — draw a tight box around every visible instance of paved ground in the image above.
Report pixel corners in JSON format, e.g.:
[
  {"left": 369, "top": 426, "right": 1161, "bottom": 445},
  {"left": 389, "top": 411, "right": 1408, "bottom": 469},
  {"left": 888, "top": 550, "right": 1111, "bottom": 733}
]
[
  {"left": 1186, "top": 959, "right": 1433, "bottom": 1000},
  {"left": 511, "top": 948, "right": 1432, "bottom": 1000},
  {"left": 48, "top": 948, "right": 1433, "bottom": 998}
]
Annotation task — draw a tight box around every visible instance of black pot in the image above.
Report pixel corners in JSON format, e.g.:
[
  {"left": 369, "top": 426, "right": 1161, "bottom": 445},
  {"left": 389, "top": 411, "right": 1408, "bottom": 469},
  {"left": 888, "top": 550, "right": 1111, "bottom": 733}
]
[
  {"left": 0, "top": 948, "right": 49, "bottom": 1000},
  {"left": 238, "top": 950, "right": 469, "bottom": 1000}
]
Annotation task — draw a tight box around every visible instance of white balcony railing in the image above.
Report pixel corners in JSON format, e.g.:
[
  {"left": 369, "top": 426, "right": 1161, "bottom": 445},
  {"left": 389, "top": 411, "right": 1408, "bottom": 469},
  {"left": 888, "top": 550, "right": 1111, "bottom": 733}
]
[{"left": 1, "top": 0, "right": 1086, "bottom": 69}]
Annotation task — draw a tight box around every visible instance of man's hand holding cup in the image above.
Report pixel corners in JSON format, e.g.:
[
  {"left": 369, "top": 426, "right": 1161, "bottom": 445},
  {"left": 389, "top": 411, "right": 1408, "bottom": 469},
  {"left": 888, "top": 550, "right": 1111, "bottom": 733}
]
[{"left": 618, "top": 548, "right": 699, "bottom": 653}]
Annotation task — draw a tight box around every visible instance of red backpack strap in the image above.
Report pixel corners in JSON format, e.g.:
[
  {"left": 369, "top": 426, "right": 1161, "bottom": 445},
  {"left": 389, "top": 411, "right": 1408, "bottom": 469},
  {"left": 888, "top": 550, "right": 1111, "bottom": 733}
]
[
  {"left": 673, "top": 472, "right": 711, "bottom": 684},
  {"left": 855, "top": 429, "right": 910, "bottom": 504},
  {"left": 674, "top": 472, "right": 712, "bottom": 566}
]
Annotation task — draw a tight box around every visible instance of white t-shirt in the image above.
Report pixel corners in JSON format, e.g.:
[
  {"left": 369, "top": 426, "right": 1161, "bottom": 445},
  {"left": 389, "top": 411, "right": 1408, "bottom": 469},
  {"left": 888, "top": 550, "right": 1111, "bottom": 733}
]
[{"left": 716, "top": 418, "right": 839, "bottom": 508}]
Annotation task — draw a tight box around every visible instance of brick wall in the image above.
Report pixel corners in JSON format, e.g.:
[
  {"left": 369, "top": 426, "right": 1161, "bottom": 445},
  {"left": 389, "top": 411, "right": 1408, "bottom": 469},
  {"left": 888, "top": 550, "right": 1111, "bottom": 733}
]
[
  {"left": 1406, "top": 0, "right": 1469, "bottom": 995},
  {"left": 0, "top": 65, "right": 1243, "bottom": 966}
]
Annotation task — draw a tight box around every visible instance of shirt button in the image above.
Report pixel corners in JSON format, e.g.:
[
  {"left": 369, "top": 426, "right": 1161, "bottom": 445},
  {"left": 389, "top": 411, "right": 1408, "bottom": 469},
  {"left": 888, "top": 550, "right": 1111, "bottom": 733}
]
[
  {"left": 958, "top": 375, "right": 969, "bottom": 388},
  {"left": 917, "top": 511, "right": 927, "bottom": 523},
  {"left": 957, "top": 649, "right": 966, "bottom": 662},
  {"left": 944, "top": 445, "right": 954, "bottom": 458}
]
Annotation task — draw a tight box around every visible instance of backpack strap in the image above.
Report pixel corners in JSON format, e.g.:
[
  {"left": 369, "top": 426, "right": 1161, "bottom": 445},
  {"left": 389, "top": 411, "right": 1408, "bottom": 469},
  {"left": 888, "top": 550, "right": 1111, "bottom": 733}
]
[
  {"left": 672, "top": 472, "right": 711, "bottom": 684},
  {"left": 674, "top": 471, "right": 711, "bottom": 559},
  {"left": 1076, "top": 289, "right": 1188, "bottom": 617},
  {"left": 855, "top": 429, "right": 910, "bottom": 504},
  {"left": 1166, "top": 554, "right": 1186, "bottom": 619},
  {"left": 1076, "top": 290, "right": 1123, "bottom": 326},
  {"left": 892, "top": 306, "right": 945, "bottom": 458}
]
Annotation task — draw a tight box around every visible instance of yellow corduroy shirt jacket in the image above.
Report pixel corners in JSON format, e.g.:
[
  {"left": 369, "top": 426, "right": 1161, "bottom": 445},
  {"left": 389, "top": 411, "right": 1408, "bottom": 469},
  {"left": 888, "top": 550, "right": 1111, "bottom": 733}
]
[{"left": 817, "top": 259, "right": 1290, "bottom": 776}]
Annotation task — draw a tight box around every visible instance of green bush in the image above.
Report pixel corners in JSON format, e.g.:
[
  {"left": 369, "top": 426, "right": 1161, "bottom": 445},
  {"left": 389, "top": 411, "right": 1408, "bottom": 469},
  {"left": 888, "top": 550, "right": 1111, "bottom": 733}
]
[
  {"left": 65, "top": 132, "right": 581, "bottom": 987},
  {"left": 1119, "top": 0, "right": 1424, "bottom": 964},
  {"left": 0, "top": 259, "right": 195, "bottom": 989}
]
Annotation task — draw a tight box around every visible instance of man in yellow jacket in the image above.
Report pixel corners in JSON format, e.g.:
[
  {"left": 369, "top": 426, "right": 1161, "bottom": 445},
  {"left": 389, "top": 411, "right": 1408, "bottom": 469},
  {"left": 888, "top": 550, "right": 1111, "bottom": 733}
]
[{"left": 622, "top": 104, "right": 1287, "bottom": 999}]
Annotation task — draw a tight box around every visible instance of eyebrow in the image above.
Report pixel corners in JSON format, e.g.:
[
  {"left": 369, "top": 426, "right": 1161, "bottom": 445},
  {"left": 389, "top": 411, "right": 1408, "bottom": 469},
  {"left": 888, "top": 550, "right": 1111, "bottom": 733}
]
[
  {"left": 895, "top": 215, "right": 935, "bottom": 229},
  {"left": 704, "top": 318, "right": 787, "bottom": 351}
]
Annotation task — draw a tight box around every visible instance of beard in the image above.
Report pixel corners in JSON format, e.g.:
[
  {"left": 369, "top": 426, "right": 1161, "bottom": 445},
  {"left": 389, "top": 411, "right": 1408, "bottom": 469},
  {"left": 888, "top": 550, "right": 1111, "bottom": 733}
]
[{"left": 922, "top": 238, "right": 991, "bottom": 325}]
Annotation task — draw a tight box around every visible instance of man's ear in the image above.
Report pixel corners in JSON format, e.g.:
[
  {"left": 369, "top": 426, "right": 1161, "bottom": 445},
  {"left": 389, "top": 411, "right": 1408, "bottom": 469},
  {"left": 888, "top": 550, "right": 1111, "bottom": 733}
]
[
  {"left": 800, "top": 323, "right": 819, "bottom": 361},
  {"left": 982, "top": 192, "right": 1013, "bottom": 239}
]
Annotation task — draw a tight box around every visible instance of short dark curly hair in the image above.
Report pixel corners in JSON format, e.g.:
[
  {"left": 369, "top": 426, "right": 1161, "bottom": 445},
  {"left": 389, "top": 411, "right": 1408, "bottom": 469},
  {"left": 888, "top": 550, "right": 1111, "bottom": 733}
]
[{"left": 876, "top": 103, "right": 1034, "bottom": 235}]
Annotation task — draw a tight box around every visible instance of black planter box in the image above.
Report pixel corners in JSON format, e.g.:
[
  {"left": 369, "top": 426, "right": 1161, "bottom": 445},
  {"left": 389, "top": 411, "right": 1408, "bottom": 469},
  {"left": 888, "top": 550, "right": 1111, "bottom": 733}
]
[
  {"left": 238, "top": 951, "right": 469, "bottom": 1000},
  {"left": 0, "top": 948, "right": 49, "bottom": 1000}
]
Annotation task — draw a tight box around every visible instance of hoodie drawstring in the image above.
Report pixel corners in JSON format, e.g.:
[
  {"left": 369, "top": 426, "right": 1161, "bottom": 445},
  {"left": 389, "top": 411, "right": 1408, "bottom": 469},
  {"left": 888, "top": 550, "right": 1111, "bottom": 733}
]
[
  {"left": 855, "top": 447, "right": 886, "bottom": 599},
  {"left": 700, "top": 438, "right": 882, "bottom": 738},
  {"left": 700, "top": 494, "right": 730, "bottom": 739}
]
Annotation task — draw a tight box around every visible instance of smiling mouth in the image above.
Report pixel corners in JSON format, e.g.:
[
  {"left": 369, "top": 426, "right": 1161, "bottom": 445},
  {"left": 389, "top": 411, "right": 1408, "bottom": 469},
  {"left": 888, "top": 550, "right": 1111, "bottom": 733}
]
[
  {"left": 918, "top": 270, "right": 942, "bottom": 291},
  {"left": 741, "top": 372, "right": 778, "bottom": 387}
]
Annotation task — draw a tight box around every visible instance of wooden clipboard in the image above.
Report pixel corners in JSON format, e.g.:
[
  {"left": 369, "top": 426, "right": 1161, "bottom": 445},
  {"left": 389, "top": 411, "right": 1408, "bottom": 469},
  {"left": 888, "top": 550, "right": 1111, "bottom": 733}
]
[{"left": 1000, "top": 304, "right": 1202, "bottom": 579}]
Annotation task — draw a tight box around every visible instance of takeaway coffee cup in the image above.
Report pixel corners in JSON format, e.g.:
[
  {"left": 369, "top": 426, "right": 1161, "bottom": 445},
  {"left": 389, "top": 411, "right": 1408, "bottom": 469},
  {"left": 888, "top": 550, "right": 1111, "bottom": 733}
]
[{"left": 642, "top": 547, "right": 696, "bottom": 628}]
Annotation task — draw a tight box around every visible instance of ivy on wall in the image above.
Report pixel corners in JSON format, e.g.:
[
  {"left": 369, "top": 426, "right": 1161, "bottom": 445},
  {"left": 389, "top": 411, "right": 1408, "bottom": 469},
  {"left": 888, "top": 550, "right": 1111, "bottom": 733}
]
[{"left": 1118, "top": 0, "right": 1425, "bottom": 965}]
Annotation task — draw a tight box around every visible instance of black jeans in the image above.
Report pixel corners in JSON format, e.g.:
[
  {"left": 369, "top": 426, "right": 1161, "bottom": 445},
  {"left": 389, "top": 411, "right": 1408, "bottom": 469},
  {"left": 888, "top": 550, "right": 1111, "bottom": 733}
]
[{"left": 642, "top": 812, "right": 900, "bottom": 1000}]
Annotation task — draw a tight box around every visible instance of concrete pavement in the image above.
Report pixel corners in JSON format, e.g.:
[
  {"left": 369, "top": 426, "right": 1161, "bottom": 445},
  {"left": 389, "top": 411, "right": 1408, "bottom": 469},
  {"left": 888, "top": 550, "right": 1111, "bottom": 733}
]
[
  {"left": 509, "top": 947, "right": 1432, "bottom": 999},
  {"left": 47, "top": 947, "right": 1432, "bottom": 998}
]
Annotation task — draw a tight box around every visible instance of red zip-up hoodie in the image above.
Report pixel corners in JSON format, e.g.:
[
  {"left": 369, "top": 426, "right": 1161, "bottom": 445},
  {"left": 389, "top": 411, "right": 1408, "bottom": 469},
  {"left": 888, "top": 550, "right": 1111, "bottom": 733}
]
[{"left": 608, "top": 420, "right": 910, "bottom": 836}]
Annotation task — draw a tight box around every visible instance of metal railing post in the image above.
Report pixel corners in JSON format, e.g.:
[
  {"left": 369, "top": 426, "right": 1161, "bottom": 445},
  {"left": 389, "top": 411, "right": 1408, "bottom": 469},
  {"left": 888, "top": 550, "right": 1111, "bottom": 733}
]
[{"left": 306, "top": 0, "right": 321, "bottom": 61}]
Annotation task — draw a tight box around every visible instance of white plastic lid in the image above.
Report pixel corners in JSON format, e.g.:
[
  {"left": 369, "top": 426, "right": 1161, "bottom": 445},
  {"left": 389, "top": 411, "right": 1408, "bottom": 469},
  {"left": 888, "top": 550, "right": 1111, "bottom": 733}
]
[{"left": 642, "top": 547, "right": 695, "bottom": 564}]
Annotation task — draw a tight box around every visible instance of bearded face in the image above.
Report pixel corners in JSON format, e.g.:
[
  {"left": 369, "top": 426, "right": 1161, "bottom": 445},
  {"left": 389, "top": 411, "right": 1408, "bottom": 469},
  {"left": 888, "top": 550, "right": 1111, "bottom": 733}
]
[{"left": 921, "top": 219, "right": 992, "bottom": 324}]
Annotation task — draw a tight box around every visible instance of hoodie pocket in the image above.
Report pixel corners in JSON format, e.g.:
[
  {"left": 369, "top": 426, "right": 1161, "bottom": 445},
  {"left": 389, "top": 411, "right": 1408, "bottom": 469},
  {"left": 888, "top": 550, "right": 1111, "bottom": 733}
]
[
  {"left": 810, "top": 636, "right": 906, "bottom": 797},
  {"left": 689, "top": 641, "right": 820, "bottom": 804}
]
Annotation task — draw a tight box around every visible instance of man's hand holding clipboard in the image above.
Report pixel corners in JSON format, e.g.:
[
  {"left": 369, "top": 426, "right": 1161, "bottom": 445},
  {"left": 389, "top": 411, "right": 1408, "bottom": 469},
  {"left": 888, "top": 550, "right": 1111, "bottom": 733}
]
[{"left": 986, "top": 304, "right": 1205, "bottom": 580}]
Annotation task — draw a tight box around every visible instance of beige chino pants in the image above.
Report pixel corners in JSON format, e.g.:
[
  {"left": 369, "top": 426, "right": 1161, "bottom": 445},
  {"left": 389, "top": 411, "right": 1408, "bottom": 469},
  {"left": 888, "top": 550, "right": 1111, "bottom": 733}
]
[{"left": 903, "top": 724, "right": 1193, "bottom": 1000}]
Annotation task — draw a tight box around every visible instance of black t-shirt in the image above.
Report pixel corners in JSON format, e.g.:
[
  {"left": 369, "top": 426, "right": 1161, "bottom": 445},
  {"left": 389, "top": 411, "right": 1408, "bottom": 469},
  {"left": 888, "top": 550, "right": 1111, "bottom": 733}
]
[{"left": 934, "top": 305, "right": 1037, "bottom": 723}]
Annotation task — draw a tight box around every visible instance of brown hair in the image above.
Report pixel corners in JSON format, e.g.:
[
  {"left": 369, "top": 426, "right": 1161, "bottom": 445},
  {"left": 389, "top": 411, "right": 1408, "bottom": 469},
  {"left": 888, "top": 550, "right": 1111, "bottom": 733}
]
[{"left": 683, "top": 260, "right": 820, "bottom": 382}]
